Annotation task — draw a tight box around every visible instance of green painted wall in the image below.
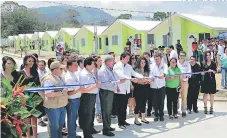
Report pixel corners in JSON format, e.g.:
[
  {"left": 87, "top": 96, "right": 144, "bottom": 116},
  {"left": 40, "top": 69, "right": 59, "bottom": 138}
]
[
  {"left": 152, "top": 15, "right": 220, "bottom": 54},
  {"left": 41, "top": 33, "right": 56, "bottom": 51},
  {"left": 102, "top": 22, "right": 149, "bottom": 55},
  {"left": 180, "top": 17, "right": 218, "bottom": 52}
]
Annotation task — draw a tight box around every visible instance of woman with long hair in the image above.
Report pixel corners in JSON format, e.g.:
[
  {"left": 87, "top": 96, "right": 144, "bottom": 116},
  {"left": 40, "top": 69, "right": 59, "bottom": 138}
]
[
  {"left": 133, "top": 57, "right": 150, "bottom": 125},
  {"left": 94, "top": 56, "right": 103, "bottom": 123},
  {"left": 220, "top": 47, "right": 227, "bottom": 88},
  {"left": 129, "top": 55, "right": 136, "bottom": 68},
  {"left": 201, "top": 51, "right": 217, "bottom": 114},
  {"left": 12, "top": 54, "right": 45, "bottom": 138},
  {"left": 1, "top": 56, "right": 16, "bottom": 96},
  {"left": 166, "top": 58, "right": 182, "bottom": 119}
]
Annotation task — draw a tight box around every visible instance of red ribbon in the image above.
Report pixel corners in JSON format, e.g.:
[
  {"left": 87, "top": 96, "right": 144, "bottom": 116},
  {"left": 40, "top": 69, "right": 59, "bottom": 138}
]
[
  {"left": 12, "top": 115, "right": 25, "bottom": 136},
  {"left": 13, "top": 85, "right": 26, "bottom": 99},
  {"left": 0, "top": 115, "right": 12, "bottom": 124}
]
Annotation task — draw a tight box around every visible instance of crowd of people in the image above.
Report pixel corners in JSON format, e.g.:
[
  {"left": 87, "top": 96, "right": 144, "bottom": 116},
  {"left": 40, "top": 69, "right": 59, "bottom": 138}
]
[{"left": 1, "top": 37, "right": 227, "bottom": 138}]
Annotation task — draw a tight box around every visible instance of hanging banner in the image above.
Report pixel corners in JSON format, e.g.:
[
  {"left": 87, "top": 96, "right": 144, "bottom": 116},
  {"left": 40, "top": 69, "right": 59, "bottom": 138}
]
[{"left": 56, "top": 42, "right": 65, "bottom": 60}]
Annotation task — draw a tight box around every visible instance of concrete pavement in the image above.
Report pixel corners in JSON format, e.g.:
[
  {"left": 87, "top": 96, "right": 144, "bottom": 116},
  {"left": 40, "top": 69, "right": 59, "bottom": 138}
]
[{"left": 37, "top": 101, "right": 227, "bottom": 138}]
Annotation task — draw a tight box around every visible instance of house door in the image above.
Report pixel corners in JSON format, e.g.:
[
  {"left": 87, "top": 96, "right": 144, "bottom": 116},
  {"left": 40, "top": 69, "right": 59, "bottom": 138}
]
[
  {"left": 104, "top": 37, "right": 109, "bottom": 54},
  {"left": 187, "top": 34, "right": 196, "bottom": 58}
]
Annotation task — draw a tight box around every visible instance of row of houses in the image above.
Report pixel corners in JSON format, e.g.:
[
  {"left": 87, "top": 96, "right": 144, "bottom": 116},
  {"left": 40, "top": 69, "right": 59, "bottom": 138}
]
[{"left": 7, "top": 13, "right": 227, "bottom": 55}]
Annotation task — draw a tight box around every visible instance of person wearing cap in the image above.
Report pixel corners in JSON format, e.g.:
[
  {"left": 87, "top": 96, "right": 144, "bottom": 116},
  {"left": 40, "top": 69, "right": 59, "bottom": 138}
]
[
  {"left": 149, "top": 53, "right": 168, "bottom": 122},
  {"left": 79, "top": 57, "right": 101, "bottom": 138},
  {"left": 98, "top": 55, "right": 126, "bottom": 136},
  {"left": 177, "top": 51, "right": 191, "bottom": 117},
  {"left": 113, "top": 52, "right": 144, "bottom": 129},
  {"left": 64, "top": 59, "right": 82, "bottom": 138},
  {"left": 41, "top": 61, "right": 68, "bottom": 138},
  {"left": 176, "top": 40, "right": 183, "bottom": 56}
]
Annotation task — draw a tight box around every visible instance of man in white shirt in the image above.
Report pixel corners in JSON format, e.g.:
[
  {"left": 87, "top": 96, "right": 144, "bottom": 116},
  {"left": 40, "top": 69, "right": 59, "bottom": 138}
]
[
  {"left": 177, "top": 51, "right": 191, "bottom": 117},
  {"left": 65, "top": 59, "right": 82, "bottom": 138},
  {"left": 79, "top": 57, "right": 101, "bottom": 138},
  {"left": 149, "top": 48, "right": 159, "bottom": 65},
  {"left": 38, "top": 60, "right": 48, "bottom": 79},
  {"left": 77, "top": 57, "right": 84, "bottom": 72},
  {"left": 149, "top": 53, "right": 168, "bottom": 122},
  {"left": 217, "top": 40, "right": 225, "bottom": 69},
  {"left": 113, "top": 52, "right": 144, "bottom": 129},
  {"left": 169, "top": 45, "right": 178, "bottom": 59},
  {"left": 37, "top": 60, "right": 48, "bottom": 127}
]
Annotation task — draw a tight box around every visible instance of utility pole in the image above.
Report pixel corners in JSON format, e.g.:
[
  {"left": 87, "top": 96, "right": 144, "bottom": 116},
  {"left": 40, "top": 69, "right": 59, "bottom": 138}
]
[
  {"left": 167, "top": 12, "right": 173, "bottom": 46},
  {"left": 94, "top": 24, "right": 98, "bottom": 55}
]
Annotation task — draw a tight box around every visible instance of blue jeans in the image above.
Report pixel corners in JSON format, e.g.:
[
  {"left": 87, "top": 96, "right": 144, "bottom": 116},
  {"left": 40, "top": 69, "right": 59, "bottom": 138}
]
[
  {"left": 67, "top": 98, "right": 80, "bottom": 138},
  {"left": 221, "top": 67, "right": 227, "bottom": 87},
  {"left": 45, "top": 107, "right": 66, "bottom": 138},
  {"left": 95, "top": 93, "right": 102, "bottom": 115}
]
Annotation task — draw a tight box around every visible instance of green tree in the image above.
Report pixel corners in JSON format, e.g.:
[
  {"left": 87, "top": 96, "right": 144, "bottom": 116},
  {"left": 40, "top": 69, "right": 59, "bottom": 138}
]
[
  {"left": 149, "top": 12, "right": 169, "bottom": 21},
  {"left": 117, "top": 14, "right": 132, "bottom": 19},
  {"left": 99, "top": 19, "right": 109, "bottom": 26},
  {"left": 1, "top": 1, "right": 52, "bottom": 37}
]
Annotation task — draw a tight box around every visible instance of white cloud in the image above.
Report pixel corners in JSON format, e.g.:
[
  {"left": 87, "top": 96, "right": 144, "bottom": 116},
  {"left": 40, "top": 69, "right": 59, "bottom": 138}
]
[{"left": 193, "top": 5, "right": 216, "bottom": 16}]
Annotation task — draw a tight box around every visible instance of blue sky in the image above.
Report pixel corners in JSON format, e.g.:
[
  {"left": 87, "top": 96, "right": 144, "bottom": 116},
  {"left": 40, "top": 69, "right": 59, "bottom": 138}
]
[{"left": 12, "top": 1, "right": 227, "bottom": 18}]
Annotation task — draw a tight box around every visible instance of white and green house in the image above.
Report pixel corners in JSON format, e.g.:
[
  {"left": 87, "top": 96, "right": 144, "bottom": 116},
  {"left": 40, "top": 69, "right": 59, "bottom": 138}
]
[
  {"left": 148, "top": 13, "right": 227, "bottom": 58},
  {"left": 101, "top": 19, "right": 161, "bottom": 55},
  {"left": 56, "top": 28, "right": 80, "bottom": 49},
  {"left": 74, "top": 25, "right": 108, "bottom": 55},
  {"left": 41, "top": 31, "right": 58, "bottom": 51},
  {"left": 31, "top": 32, "right": 44, "bottom": 49}
]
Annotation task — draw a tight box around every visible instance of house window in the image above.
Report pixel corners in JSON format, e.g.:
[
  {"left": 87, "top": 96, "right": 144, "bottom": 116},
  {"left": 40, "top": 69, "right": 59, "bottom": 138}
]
[
  {"left": 99, "top": 38, "right": 102, "bottom": 49},
  {"left": 135, "top": 34, "right": 141, "bottom": 39},
  {"left": 163, "top": 35, "right": 168, "bottom": 47},
  {"left": 105, "top": 37, "right": 108, "bottom": 46},
  {"left": 81, "top": 38, "right": 85, "bottom": 46},
  {"left": 112, "top": 35, "right": 118, "bottom": 45},
  {"left": 199, "top": 33, "right": 210, "bottom": 42},
  {"left": 46, "top": 40, "right": 48, "bottom": 45},
  {"left": 147, "top": 34, "right": 154, "bottom": 44}
]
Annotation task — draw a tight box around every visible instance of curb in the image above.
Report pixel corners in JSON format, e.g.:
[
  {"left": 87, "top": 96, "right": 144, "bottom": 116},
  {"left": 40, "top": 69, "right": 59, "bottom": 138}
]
[{"left": 2, "top": 52, "right": 47, "bottom": 61}]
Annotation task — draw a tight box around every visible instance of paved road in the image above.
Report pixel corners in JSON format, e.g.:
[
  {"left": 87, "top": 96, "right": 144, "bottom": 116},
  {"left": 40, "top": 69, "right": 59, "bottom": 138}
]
[
  {"left": 36, "top": 101, "right": 227, "bottom": 138},
  {"left": 1, "top": 55, "right": 227, "bottom": 138}
]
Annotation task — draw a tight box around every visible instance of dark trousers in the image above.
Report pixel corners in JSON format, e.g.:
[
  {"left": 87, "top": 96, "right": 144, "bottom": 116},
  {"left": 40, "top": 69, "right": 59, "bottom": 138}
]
[
  {"left": 187, "top": 84, "right": 200, "bottom": 111},
  {"left": 147, "top": 88, "right": 154, "bottom": 113},
  {"left": 166, "top": 87, "right": 179, "bottom": 115},
  {"left": 193, "top": 50, "right": 198, "bottom": 61},
  {"left": 153, "top": 87, "right": 165, "bottom": 117},
  {"left": 99, "top": 89, "right": 114, "bottom": 132},
  {"left": 134, "top": 84, "right": 149, "bottom": 114},
  {"left": 79, "top": 93, "right": 96, "bottom": 138},
  {"left": 115, "top": 94, "right": 128, "bottom": 125},
  {"left": 112, "top": 93, "right": 117, "bottom": 116}
]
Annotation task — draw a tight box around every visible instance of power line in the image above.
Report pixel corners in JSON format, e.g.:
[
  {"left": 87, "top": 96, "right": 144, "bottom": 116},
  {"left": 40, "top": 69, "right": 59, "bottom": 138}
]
[{"left": 43, "top": 1, "right": 155, "bottom": 14}]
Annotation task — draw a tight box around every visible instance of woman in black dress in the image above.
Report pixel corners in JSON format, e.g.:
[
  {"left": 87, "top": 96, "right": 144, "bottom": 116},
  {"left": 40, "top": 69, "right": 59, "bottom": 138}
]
[
  {"left": 201, "top": 51, "right": 217, "bottom": 114},
  {"left": 12, "top": 54, "right": 44, "bottom": 138}
]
